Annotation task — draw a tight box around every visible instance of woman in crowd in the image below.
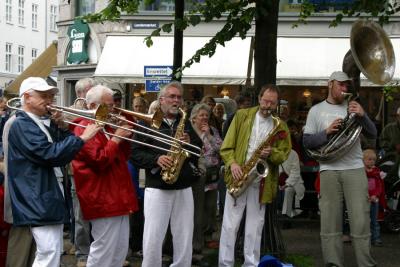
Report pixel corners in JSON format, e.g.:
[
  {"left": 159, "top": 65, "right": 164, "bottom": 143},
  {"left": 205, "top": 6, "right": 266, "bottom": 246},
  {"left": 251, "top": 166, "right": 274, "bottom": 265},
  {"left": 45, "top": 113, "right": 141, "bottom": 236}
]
[
  {"left": 190, "top": 103, "right": 223, "bottom": 265},
  {"left": 213, "top": 103, "right": 225, "bottom": 136}
]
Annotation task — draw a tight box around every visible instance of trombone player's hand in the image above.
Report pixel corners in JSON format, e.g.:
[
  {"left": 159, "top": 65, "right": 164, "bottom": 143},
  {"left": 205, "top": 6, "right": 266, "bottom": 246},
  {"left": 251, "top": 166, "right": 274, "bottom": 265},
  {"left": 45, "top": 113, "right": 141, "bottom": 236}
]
[
  {"left": 179, "top": 132, "right": 190, "bottom": 144},
  {"left": 111, "top": 124, "right": 133, "bottom": 144},
  {"left": 80, "top": 124, "right": 102, "bottom": 142},
  {"left": 48, "top": 109, "right": 68, "bottom": 129},
  {"left": 157, "top": 155, "right": 173, "bottom": 170}
]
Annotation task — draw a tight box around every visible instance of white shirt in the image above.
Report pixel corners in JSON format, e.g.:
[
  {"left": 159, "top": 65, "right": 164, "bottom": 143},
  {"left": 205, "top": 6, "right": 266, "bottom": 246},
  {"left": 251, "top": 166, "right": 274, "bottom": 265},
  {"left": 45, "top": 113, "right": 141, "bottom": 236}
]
[{"left": 304, "top": 100, "right": 363, "bottom": 171}]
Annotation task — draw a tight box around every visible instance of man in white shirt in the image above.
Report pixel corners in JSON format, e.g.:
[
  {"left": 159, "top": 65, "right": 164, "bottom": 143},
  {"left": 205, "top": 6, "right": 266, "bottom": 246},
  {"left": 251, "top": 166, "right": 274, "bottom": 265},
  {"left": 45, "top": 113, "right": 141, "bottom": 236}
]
[{"left": 303, "top": 71, "right": 377, "bottom": 267}]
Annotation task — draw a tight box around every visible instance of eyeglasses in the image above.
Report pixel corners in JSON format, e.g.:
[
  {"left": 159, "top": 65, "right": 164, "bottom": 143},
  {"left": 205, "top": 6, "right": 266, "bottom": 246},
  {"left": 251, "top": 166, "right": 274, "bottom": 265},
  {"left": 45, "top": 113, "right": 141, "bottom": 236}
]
[{"left": 163, "top": 94, "right": 182, "bottom": 100}]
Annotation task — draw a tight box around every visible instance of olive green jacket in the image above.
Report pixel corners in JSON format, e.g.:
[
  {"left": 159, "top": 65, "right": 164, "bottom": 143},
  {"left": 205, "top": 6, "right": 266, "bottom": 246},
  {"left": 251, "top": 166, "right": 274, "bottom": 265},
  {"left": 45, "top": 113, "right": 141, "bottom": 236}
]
[{"left": 220, "top": 106, "right": 291, "bottom": 204}]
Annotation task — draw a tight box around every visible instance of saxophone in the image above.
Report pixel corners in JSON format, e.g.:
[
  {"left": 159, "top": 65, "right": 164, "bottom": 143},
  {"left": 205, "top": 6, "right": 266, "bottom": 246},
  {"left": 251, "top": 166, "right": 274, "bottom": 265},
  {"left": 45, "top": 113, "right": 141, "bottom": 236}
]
[
  {"left": 161, "top": 108, "right": 190, "bottom": 184},
  {"left": 227, "top": 114, "right": 286, "bottom": 198}
]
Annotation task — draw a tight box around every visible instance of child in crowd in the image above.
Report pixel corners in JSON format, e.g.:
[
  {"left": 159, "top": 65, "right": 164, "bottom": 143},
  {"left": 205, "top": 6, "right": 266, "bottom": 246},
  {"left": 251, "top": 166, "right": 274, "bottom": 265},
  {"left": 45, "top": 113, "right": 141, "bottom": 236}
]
[{"left": 363, "top": 149, "right": 385, "bottom": 246}]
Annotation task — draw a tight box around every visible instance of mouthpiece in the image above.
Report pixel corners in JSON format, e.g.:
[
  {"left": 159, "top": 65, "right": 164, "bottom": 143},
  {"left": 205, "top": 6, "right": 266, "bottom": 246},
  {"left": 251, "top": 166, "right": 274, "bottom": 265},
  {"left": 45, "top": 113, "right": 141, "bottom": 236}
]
[
  {"left": 261, "top": 109, "right": 272, "bottom": 116},
  {"left": 341, "top": 92, "right": 353, "bottom": 98}
]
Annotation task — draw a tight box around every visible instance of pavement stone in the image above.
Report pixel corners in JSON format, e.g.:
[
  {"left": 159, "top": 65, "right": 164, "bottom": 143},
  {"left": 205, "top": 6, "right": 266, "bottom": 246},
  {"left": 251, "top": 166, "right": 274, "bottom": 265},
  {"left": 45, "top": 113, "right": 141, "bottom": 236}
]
[{"left": 61, "top": 217, "right": 400, "bottom": 267}]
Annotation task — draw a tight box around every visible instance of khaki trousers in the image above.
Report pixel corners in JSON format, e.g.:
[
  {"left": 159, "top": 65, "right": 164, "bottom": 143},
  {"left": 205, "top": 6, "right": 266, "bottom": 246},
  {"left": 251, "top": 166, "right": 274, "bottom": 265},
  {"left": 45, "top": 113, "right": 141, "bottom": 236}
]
[
  {"left": 319, "top": 168, "right": 376, "bottom": 267},
  {"left": 6, "top": 226, "right": 35, "bottom": 267}
]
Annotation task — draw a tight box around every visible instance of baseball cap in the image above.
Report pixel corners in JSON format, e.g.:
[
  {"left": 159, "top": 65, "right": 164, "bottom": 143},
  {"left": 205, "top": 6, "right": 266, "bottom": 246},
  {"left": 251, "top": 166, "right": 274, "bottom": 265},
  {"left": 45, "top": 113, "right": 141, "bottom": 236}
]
[
  {"left": 19, "top": 77, "right": 58, "bottom": 97},
  {"left": 328, "top": 71, "right": 351, "bottom": 82}
]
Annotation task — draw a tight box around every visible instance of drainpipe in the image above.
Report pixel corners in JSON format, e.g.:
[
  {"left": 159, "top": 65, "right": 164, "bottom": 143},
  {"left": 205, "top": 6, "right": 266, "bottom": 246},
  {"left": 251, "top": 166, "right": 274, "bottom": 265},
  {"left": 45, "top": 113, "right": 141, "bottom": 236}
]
[{"left": 45, "top": 0, "right": 48, "bottom": 48}]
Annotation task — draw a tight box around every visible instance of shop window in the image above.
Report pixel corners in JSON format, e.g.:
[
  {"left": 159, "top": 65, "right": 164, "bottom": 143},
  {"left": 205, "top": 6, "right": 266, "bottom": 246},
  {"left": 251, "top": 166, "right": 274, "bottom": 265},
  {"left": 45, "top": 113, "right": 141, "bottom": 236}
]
[{"left": 76, "top": 0, "right": 95, "bottom": 16}]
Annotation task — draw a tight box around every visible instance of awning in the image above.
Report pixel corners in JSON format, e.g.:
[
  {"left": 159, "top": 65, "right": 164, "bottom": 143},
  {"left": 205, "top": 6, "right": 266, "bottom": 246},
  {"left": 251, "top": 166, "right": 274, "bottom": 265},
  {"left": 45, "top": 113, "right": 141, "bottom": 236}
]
[
  {"left": 94, "top": 36, "right": 400, "bottom": 86},
  {"left": 94, "top": 36, "right": 252, "bottom": 85},
  {"left": 5, "top": 41, "right": 58, "bottom": 95}
]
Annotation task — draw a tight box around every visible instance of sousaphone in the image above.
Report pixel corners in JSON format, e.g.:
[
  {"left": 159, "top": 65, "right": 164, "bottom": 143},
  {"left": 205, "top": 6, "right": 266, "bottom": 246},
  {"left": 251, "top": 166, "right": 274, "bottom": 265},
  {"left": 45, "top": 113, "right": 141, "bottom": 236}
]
[{"left": 307, "top": 19, "right": 395, "bottom": 161}]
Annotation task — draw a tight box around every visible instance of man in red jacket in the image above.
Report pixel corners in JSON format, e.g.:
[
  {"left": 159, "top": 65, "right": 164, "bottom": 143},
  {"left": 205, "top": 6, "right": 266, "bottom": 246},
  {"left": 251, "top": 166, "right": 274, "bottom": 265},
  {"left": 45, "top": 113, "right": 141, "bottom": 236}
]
[{"left": 72, "top": 84, "right": 138, "bottom": 267}]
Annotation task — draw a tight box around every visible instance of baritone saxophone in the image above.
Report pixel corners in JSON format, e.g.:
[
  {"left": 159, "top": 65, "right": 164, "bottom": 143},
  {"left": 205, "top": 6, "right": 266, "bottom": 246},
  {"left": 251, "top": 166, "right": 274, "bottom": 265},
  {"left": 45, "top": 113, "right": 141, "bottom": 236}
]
[
  {"left": 227, "top": 113, "right": 286, "bottom": 198},
  {"left": 161, "top": 108, "right": 190, "bottom": 184}
]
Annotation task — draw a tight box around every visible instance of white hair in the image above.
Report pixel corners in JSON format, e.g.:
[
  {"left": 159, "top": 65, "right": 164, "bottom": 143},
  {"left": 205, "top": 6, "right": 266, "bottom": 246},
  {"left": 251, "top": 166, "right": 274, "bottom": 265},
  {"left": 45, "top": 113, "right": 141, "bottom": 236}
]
[
  {"left": 20, "top": 90, "right": 33, "bottom": 106},
  {"left": 86, "top": 85, "right": 113, "bottom": 106},
  {"left": 397, "top": 107, "right": 400, "bottom": 115},
  {"left": 75, "top": 78, "right": 97, "bottom": 96},
  {"left": 190, "top": 103, "right": 210, "bottom": 121},
  {"left": 148, "top": 100, "right": 159, "bottom": 114},
  {"left": 158, "top": 81, "right": 184, "bottom": 99}
]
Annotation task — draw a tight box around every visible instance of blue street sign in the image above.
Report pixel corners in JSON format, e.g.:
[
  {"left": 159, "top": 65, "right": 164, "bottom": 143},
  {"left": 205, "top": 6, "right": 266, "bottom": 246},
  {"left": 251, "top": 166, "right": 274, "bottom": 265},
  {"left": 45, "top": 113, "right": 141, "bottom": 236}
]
[
  {"left": 145, "top": 79, "right": 171, "bottom": 92},
  {"left": 144, "top": 65, "right": 173, "bottom": 78}
]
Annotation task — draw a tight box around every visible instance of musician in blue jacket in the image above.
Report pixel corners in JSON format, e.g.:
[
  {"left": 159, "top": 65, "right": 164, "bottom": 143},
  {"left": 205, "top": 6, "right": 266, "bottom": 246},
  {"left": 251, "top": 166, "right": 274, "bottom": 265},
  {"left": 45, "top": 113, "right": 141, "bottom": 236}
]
[{"left": 4, "top": 77, "right": 99, "bottom": 267}]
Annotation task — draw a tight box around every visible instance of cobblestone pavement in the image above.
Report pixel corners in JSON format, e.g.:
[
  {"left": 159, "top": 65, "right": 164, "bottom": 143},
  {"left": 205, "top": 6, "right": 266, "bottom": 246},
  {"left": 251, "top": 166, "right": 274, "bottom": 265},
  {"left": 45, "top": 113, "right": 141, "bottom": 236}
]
[{"left": 61, "top": 217, "right": 400, "bottom": 267}]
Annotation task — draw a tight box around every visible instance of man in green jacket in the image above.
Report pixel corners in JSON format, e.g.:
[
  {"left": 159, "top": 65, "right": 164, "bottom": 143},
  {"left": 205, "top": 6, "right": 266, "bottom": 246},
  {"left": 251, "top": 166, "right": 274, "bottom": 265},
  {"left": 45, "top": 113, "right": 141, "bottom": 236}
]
[{"left": 218, "top": 84, "right": 291, "bottom": 267}]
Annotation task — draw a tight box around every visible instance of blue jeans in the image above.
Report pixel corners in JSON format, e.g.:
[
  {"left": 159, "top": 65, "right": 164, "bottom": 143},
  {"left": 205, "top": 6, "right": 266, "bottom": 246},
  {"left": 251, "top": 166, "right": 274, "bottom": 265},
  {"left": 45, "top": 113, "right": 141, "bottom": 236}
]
[{"left": 370, "top": 202, "right": 381, "bottom": 242}]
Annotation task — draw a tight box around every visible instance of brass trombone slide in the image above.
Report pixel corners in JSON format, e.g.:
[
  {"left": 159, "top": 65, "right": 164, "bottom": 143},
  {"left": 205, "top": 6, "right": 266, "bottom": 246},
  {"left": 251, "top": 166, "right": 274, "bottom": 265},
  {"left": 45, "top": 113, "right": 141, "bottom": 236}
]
[
  {"left": 6, "top": 97, "right": 178, "bottom": 155},
  {"left": 112, "top": 106, "right": 202, "bottom": 156}
]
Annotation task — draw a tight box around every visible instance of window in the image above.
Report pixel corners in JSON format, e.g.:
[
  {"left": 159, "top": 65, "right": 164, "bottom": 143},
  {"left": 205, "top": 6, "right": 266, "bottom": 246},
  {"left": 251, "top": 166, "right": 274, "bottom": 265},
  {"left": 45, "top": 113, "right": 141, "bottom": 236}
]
[
  {"left": 18, "top": 46, "right": 24, "bottom": 73},
  {"left": 5, "top": 43, "right": 12, "bottom": 72},
  {"left": 32, "top": 48, "right": 38, "bottom": 62},
  {"left": 50, "top": 5, "right": 58, "bottom": 31},
  {"left": 6, "top": 0, "right": 12, "bottom": 23},
  {"left": 76, "top": 0, "right": 95, "bottom": 16},
  {"left": 32, "top": 4, "right": 38, "bottom": 29},
  {"left": 18, "top": 0, "right": 25, "bottom": 25}
]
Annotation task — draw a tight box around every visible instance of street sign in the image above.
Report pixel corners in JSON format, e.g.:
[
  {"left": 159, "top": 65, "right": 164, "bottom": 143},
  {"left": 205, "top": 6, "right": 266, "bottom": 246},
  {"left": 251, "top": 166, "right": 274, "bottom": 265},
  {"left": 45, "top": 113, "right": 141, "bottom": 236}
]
[
  {"left": 145, "top": 79, "right": 171, "bottom": 92},
  {"left": 144, "top": 66, "right": 173, "bottom": 78}
]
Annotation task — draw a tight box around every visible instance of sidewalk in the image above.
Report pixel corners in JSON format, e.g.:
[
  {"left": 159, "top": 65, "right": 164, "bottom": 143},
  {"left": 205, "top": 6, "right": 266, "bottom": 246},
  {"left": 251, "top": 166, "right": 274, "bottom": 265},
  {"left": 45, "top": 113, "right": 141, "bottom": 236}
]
[{"left": 61, "top": 217, "right": 400, "bottom": 267}]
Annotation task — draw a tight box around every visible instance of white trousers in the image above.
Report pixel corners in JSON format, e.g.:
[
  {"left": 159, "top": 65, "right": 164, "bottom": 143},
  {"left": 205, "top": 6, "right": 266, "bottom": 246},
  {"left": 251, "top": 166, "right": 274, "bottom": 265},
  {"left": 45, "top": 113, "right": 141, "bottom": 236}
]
[
  {"left": 219, "top": 183, "right": 266, "bottom": 267},
  {"left": 87, "top": 215, "right": 129, "bottom": 267},
  {"left": 31, "top": 224, "right": 63, "bottom": 267},
  {"left": 142, "top": 187, "right": 194, "bottom": 267},
  {"left": 282, "top": 186, "right": 295, "bottom": 217}
]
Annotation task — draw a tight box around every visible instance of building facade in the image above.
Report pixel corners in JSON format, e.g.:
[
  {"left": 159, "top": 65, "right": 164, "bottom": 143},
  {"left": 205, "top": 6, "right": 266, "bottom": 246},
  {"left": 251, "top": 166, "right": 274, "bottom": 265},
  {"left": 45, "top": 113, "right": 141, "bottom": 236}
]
[
  {"left": 0, "top": 0, "right": 59, "bottom": 91},
  {"left": 56, "top": 0, "right": 400, "bottom": 124}
]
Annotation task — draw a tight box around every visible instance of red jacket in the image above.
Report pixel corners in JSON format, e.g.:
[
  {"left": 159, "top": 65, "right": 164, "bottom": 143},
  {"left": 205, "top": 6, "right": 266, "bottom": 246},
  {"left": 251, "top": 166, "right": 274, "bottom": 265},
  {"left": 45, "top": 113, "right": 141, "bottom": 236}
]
[
  {"left": 72, "top": 118, "right": 138, "bottom": 220},
  {"left": 366, "top": 167, "right": 384, "bottom": 198}
]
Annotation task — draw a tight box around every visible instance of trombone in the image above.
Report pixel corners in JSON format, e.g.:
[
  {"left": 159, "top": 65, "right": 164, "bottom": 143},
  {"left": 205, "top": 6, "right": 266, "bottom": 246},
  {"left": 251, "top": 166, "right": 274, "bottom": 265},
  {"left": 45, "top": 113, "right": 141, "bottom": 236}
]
[
  {"left": 112, "top": 106, "right": 202, "bottom": 154},
  {"left": 7, "top": 97, "right": 201, "bottom": 156}
]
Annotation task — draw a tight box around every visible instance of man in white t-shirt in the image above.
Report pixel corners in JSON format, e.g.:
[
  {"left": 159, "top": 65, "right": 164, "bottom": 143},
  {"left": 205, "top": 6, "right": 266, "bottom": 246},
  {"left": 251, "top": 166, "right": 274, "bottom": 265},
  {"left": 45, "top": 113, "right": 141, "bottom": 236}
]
[{"left": 303, "top": 71, "right": 377, "bottom": 267}]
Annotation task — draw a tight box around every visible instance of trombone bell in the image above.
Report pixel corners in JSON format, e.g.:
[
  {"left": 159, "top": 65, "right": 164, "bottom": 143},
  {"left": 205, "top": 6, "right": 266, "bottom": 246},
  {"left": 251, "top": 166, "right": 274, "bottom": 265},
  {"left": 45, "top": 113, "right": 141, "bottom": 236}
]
[{"left": 114, "top": 106, "right": 163, "bottom": 129}]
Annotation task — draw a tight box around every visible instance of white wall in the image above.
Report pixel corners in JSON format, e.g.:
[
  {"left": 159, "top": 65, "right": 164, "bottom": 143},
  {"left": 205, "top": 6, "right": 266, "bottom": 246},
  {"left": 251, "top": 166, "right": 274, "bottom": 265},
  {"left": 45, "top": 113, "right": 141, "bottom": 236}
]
[{"left": 0, "top": 0, "right": 59, "bottom": 88}]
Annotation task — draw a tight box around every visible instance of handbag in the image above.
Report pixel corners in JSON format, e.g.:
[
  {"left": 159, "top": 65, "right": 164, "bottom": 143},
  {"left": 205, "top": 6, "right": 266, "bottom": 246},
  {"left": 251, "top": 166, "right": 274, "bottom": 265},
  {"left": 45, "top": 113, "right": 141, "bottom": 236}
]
[{"left": 205, "top": 165, "right": 220, "bottom": 184}]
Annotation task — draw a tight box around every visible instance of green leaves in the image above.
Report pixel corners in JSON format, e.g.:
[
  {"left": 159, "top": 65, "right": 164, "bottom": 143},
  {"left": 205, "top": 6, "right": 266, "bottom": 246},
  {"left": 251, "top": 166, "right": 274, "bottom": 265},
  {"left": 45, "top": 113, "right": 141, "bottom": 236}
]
[
  {"left": 297, "top": 0, "right": 399, "bottom": 28},
  {"left": 383, "top": 83, "right": 400, "bottom": 102}
]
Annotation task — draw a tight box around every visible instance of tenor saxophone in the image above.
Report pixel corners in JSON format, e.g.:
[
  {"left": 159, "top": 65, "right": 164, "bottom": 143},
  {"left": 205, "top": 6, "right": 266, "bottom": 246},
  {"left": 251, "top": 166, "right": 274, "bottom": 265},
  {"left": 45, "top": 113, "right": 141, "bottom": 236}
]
[
  {"left": 227, "top": 114, "right": 285, "bottom": 198},
  {"left": 161, "top": 108, "right": 190, "bottom": 184}
]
